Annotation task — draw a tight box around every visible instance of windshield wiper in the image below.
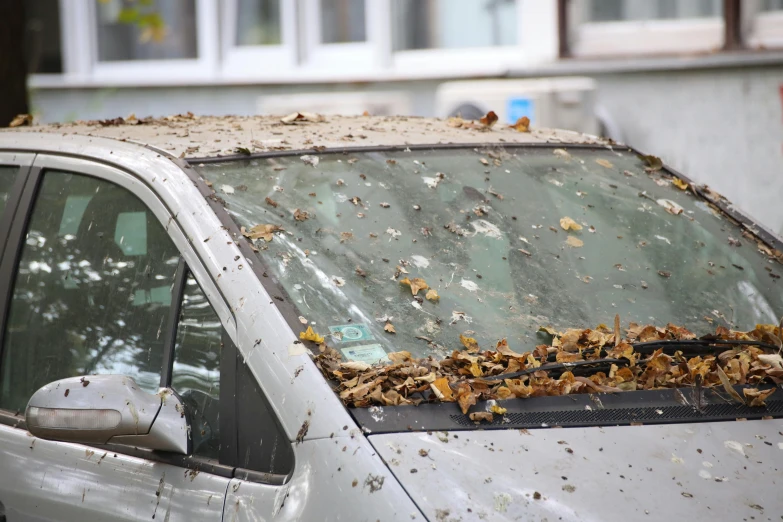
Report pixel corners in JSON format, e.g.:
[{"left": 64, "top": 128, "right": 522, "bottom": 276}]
[
  {"left": 479, "top": 358, "right": 627, "bottom": 382},
  {"left": 631, "top": 338, "right": 779, "bottom": 354}
]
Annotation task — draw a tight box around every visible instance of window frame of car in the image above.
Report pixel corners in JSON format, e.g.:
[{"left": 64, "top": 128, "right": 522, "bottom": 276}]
[{"left": 0, "top": 151, "right": 292, "bottom": 486}]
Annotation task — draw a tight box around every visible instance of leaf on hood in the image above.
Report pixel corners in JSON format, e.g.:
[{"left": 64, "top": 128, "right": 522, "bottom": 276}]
[
  {"left": 400, "top": 277, "right": 429, "bottom": 296},
  {"left": 510, "top": 116, "right": 530, "bottom": 132},
  {"left": 657, "top": 199, "right": 683, "bottom": 215},
  {"left": 559, "top": 217, "right": 583, "bottom": 231},
  {"left": 566, "top": 236, "right": 584, "bottom": 248},
  {"left": 672, "top": 177, "right": 689, "bottom": 190},
  {"left": 300, "top": 326, "right": 325, "bottom": 344},
  {"left": 460, "top": 334, "right": 480, "bottom": 353},
  {"left": 469, "top": 412, "right": 494, "bottom": 422},
  {"left": 293, "top": 209, "right": 310, "bottom": 221},
  {"left": 479, "top": 111, "right": 499, "bottom": 128},
  {"left": 743, "top": 387, "right": 776, "bottom": 407},
  {"left": 595, "top": 159, "right": 614, "bottom": 169},
  {"left": 242, "top": 224, "right": 283, "bottom": 242},
  {"left": 384, "top": 322, "right": 396, "bottom": 334},
  {"left": 281, "top": 112, "right": 324, "bottom": 124},
  {"left": 431, "top": 377, "right": 454, "bottom": 401},
  {"left": 425, "top": 289, "right": 440, "bottom": 302},
  {"left": 640, "top": 154, "right": 663, "bottom": 171}
]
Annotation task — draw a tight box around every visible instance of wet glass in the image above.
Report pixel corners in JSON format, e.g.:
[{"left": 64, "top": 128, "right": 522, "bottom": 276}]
[
  {"left": 197, "top": 147, "right": 782, "bottom": 363},
  {"left": 0, "top": 171, "right": 180, "bottom": 413},
  {"left": 172, "top": 274, "right": 221, "bottom": 458},
  {"left": 0, "top": 166, "right": 20, "bottom": 212}
]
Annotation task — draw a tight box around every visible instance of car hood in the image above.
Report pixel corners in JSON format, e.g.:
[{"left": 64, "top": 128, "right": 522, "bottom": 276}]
[{"left": 369, "top": 420, "right": 782, "bottom": 521}]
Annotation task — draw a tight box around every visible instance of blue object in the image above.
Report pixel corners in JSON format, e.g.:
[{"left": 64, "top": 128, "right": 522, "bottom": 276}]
[{"left": 507, "top": 97, "right": 534, "bottom": 125}]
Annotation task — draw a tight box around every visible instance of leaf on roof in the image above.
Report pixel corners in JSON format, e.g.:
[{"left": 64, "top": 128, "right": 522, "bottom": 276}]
[
  {"left": 425, "top": 289, "right": 440, "bottom": 302},
  {"left": 672, "top": 177, "right": 689, "bottom": 190},
  {"left": 479, "top": 111, "right": 499, "bottom": 129},
  {"left": 9, "top": 114, "right": 33, "bottom": 127},
  {"left": 640, "top": 154, "right": 663, "bottom": 172},
  {"left": 510, "top": 116, "right": 530, "bottom": 132},
  {"left": 281, "top": 112, "right": 324, "bottom": 125}
]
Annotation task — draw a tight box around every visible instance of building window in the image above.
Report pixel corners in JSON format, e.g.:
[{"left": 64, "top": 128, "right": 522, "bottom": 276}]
[
  {"left": 26, "top": 0, "right": 63, "bottom": 74},
  {"left": 94, "top": 0, "right": 198, "bottom": 61},
  {"left": 392, "top": 0, "right": 517, "bottom": 51},
  {"left": 566, "top": 0, "right": 724, "bottom": 58},
  {"left": 235, "top": 0, "right": 282, "bottom": 46},
  {"left": 746, "top": 0, "right": 783, "bottom": 49},
  {"left": 320, "top": 0, "right": 366, "bottom": 43}
]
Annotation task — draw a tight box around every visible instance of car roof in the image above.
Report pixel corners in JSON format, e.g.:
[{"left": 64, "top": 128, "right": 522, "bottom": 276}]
[{"left": 1, "top": 114, "right": 611, "bottom": 159}]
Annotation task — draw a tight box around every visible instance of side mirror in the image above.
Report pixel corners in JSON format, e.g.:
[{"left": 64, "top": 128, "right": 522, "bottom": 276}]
[{"left": 25, "top": 374, "right": 189, "bottom": 454}]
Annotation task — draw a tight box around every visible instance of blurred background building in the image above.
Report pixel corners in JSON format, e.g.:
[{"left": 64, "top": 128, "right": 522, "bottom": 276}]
[{"left": 22, "top": 0, "right": 783, "bottom": 234}]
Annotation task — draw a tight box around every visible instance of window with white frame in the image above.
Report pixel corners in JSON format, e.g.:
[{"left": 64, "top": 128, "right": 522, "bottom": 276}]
[
  {"left": 568, "top": 0, "right": 725, "bottom": 57},
  {"left": 745, "top": 0, "right": 783, "bottom": 48}
]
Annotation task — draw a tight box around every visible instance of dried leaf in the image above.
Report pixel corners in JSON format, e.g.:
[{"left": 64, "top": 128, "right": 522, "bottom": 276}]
[
  {"left": 657, "top": 199, "right": 683, "bottom": 215},
  {"left": 595, "top": 159, "right": 614, "bottom": 169},
  {"left": 743, "top": 387, "right": 776, "bottom": 407},
  {"left": 431, "top": 377, "right": 454, "bottom": 401},
  {"left": 9, "top": 114, "right": 33, "bottom": 127},
  {"left": 388, "top": 351, "right": 411, "bottom": 364},
  {"left": 265, "top": 196, "right": 279, "bottom": 208},
  {"left": 479, "top": 111, "right": 499, "bottom": 128},
  {"left": 716, "top": 366, "right": 744, "bottom": 404},
  {"left": 384, "top": 322, "right": 396, "bottom": 334},
  {"left": 456, "top": 383, "right": 477, "bottom": 414},
  {"left": 640, "top": 154, "right": 663, "bottom": 171},
  {"left": 469, "top": 412, "right": 494, "bottom": 422},
  {"left": 672, "top": 177, "right": 689, "bottom": 190},
  {"left": 559, "top": 217, "right": 583, "bottom": 231},
  {"left": 496, "top": 338, "right": 525, "bottom": 358},
  {"left": 400, "top": 277, "right": 429, "bottom": 296},
  {"left": 243, "top": 224, "right": 283, "bottom": 242},
  {"left": 299, "top": 326, "right": 325, "bottom": 344},
  {"left": 510, "top": 116, "right": 530, "bottom": 132},
  {"left": 565, "top": 236, "right": 584, "bottom": 248},
  {"left": 340, "top": 361, "right": 371, "bottom": 372},
  {"left": 425, "top": 289, "right": 439, "bottom": 302},
  {"left": 460, "top": 334, "right": 480, "bottom": 353},
  {"left": 490, "top": 404, "right": 507, "bottom": 415},
  {"left": 293, "top": 209, "right": 310, "bottom": 221},
  {"left": 281, "top": 112, "right": 324, "bottom": 124}
]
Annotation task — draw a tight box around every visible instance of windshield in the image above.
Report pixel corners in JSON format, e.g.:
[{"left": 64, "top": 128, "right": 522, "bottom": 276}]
[{"left": 196, "top": 146, "right": 782, "bottom": 363}]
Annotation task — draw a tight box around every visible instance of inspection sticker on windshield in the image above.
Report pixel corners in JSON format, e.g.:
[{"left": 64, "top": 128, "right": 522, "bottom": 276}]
[
  {"left": 341, "top": 344, "right": 390, "bottom": 365},
  {"left": 329, "top": 324, "right": 374, "bottom": 343}
]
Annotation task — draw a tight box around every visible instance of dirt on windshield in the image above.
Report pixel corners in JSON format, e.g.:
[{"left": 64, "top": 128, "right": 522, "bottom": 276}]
[{"left": 312, "top": 318, "right": 783, "bottom": 421}]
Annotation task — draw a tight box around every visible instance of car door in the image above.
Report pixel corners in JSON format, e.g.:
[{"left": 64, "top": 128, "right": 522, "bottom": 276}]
[{"left": 0, "top": 154, "right": 232, "bottom": 521}]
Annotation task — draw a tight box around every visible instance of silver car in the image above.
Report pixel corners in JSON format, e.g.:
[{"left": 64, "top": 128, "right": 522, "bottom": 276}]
[{"left": 0, "top": 114, "right": 781, "bottom": 521}]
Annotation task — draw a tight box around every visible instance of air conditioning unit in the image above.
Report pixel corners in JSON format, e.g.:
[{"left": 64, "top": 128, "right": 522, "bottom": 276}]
[
  {"left": 435, "top": 78, "right": 598, "bottom": 135},
  {"left": 257, "top": 91, "right": 412, "bottom": 117}
]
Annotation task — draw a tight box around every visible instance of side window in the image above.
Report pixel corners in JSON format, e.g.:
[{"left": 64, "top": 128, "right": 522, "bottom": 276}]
[
  {"left": 0, "top": 166, "right": 20, "bottom": 213},
  {"left": 172, "top": 273, "right": 293, "bottom": 474},
  {"left": 0, "top": 170, "right": 181, "bottom": 413},
  {"left": 171, "top": 274, "right": 221, "bottom": 459}
]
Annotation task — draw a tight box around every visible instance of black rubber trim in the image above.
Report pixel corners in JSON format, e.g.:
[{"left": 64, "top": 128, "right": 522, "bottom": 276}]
[
  {"left": 353, "top": 385, "right": 783, "bottom": 433},
  {"left": 0, "top": 164, "right": 30, "bottom": 258},
  {"left": 219, "top": 328, "right": 238, "bottom": 467},
  {"left": 160, "top": 258, "right": 187, "bottom": 388},
  {"left": 0, "top": 167, "right": 43, "bottom": 380},
  {"left": 186, "top": 141, "right": 610, "bottom": 164}
]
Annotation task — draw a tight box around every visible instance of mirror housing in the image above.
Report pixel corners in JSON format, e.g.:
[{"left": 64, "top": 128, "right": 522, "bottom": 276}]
[{"left": 25, "top": 375, "right": 189, "bottom": 454}]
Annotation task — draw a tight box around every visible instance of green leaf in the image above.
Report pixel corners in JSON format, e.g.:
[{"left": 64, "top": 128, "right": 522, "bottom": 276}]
[
  {"left": 139, "top": 12, "right": 165, "bottom": 29},
  {"left": 117, "top": 7, "right": 140, "bottom": 24}
]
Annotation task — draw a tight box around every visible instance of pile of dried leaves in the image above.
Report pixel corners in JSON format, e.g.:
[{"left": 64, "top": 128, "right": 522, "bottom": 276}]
[{"left": 312, "top": 318, "right": 783, "bottom": 420}]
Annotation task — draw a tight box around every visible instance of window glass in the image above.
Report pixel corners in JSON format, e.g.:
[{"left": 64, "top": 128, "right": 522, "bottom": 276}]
[
  {"left": 95, "top": 0, "right": 198, "bottom": 62},
  {"left": 172, "top": 274, "right": 221, "bottom": 459},
  {"left": 393, "top": 0, "right": 516, "bottom": 51},
  {"left": 236, "top": 0, "right": 282, "bottom": 46},
  {"left": 321, "top": 0, "right": 366, "bottom": 43},
  {"left": 0, "top": 167, "right": 20, "bottom": 213},
  {"left": 26, "top": 0, "right": 63, "bottom": 74},
  {"left": 586, "top": 0, "right": 722, "bottom": 21},
  {"left": 762, "top": 0, "right": 783, "bottom": 11},
  {"left": 0, "top": 171, "right": 180, "bottom": 413}
]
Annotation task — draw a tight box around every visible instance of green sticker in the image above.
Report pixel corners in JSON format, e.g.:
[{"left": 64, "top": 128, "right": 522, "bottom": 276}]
[
  {"left": 341, "top": 344, "right": 389, "bottom": 365},
  {"left": 329, "top": 324, "right": 374, "bottom": 343}
]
